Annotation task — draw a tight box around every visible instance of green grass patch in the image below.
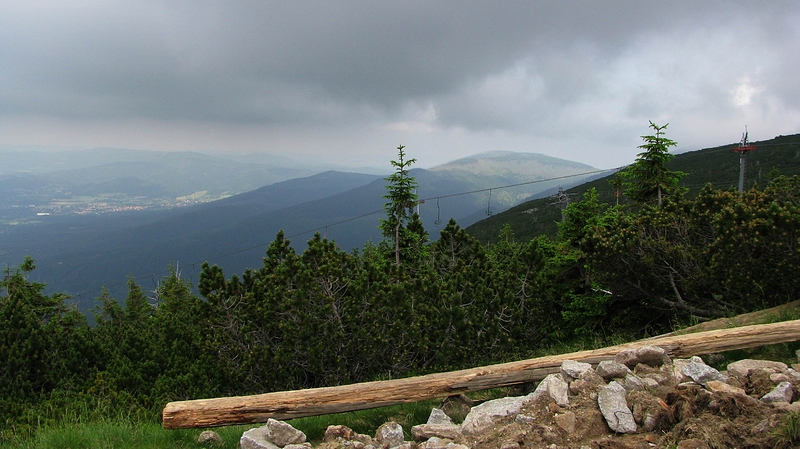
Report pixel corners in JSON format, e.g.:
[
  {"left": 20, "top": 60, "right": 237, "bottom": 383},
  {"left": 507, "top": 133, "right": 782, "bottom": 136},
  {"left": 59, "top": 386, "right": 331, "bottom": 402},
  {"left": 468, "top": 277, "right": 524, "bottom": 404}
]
[
  {"left": 0, "top": 420, "right": 238, "bottom": 449},
  {"left": 1, "top": 399, "right": 457, "bottom": 449}
]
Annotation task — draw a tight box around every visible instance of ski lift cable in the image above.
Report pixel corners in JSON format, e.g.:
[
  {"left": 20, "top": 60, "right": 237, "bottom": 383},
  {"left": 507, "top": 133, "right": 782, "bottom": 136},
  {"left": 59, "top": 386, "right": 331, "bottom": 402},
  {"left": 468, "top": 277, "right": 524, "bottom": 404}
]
[{"left": 68, "top": 167, "right": 618, "bottom": 299}]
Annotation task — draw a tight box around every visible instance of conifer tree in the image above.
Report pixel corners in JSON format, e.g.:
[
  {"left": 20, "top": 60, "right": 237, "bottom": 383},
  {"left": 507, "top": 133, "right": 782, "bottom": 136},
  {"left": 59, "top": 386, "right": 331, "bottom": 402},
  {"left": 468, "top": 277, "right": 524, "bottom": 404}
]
[
  {"left": 622, "top": 121, "right": 685, "bottom": 206},
  {"left": 380, "top": 145, "right": 418, "bottom": 266}
]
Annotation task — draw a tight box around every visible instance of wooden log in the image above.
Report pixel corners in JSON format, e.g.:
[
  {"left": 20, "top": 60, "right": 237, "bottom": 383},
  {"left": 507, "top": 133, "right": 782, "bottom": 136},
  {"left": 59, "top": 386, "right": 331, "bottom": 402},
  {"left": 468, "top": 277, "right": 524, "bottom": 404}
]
[{"left": 162, "top": 319, "right": 800, "bottom": 429}]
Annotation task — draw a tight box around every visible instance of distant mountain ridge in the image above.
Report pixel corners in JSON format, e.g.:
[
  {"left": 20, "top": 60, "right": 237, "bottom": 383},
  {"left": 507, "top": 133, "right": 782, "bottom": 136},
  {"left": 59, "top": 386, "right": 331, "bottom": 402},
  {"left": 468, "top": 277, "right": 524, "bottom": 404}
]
[
  {"left": 1, "top": 150, "right": 596, "bottom": 306},
  {"left": 431, "top": 151, "right": 593, "bottom": 173}
]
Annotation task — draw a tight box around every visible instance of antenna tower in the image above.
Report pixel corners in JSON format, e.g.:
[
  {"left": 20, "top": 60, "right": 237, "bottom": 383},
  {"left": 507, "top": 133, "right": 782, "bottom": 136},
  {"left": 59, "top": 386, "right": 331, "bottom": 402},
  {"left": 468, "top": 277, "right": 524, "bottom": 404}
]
[
  {"left": 733, "top": 126, "right": 757, "bottom": 194},
  {"left": 549, "top": 187, "right": 577, "bottom": 221}
]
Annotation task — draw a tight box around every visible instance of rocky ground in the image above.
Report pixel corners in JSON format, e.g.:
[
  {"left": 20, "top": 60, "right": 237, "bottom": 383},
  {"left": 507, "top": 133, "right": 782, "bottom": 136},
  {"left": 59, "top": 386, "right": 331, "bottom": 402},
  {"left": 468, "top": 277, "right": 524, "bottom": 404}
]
[{"left": 200, "top": 346, "right": 800, "bottom": 449}]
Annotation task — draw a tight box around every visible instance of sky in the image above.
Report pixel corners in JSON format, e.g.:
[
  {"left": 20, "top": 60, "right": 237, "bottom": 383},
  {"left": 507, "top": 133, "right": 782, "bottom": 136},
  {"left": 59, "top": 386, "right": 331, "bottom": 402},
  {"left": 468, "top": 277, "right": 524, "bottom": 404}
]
[{"left": 1, "top": 1, "right": 799, "bottom": 170}]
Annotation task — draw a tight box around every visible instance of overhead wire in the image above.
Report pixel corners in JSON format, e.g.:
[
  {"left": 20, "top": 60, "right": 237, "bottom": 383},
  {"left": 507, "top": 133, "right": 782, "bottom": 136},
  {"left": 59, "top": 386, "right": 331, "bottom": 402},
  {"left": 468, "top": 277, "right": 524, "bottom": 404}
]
[
  {"left": 67, "top": 167, "right": 619, "bottom": 300},
  {"left": 64, "top": 137, "right": 800, "bottom": 300}
]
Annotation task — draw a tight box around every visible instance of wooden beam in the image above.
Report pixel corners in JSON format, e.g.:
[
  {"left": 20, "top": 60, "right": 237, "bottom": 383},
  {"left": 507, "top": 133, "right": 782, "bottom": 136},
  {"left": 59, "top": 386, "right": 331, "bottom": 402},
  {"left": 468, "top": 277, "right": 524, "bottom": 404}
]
[{"left": 162, "top": 319, "right": 800, "bottom": 429}]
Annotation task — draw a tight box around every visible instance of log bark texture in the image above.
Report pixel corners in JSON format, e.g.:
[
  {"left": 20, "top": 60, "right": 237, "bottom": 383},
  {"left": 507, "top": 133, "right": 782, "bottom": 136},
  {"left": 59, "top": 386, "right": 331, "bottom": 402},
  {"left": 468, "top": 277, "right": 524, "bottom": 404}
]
[{"left": 162, "top": 319, "right": 800, "bottom": 429}]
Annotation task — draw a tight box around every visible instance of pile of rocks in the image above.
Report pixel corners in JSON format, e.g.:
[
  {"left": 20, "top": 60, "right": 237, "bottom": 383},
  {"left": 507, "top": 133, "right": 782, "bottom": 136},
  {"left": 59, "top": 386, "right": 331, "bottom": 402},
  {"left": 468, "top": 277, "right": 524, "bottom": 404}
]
[{"left": 202, "top": 346, "right": 800, "bottom": 449}]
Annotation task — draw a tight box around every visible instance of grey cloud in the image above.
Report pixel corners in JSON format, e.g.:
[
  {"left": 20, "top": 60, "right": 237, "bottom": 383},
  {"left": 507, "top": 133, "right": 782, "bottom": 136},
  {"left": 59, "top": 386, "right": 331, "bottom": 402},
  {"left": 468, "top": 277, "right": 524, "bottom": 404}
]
[{"left": 0, "top": 0, "right": 798, "bottom": 165}]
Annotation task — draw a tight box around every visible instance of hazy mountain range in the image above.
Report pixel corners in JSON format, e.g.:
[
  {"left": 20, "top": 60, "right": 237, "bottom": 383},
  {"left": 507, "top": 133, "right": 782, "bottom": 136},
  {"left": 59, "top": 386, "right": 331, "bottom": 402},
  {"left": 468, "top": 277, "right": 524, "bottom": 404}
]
[{"left": 0, "top": 149, "right": 601, "bottom": 308}]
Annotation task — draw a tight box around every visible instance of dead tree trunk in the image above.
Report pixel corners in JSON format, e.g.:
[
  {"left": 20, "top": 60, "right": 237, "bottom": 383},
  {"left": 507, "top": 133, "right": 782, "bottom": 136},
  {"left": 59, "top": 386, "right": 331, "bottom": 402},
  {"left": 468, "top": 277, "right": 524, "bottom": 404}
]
[{"left": 163, "top": 319, "right": 800, "bottom": 429}]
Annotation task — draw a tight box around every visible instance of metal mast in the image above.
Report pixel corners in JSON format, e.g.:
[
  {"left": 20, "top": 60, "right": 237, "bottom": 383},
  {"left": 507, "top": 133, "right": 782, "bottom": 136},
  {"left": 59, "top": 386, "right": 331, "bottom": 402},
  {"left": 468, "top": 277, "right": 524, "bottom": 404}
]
[{"left": 733, "top": 126, "right": 757, "bottom": 194}]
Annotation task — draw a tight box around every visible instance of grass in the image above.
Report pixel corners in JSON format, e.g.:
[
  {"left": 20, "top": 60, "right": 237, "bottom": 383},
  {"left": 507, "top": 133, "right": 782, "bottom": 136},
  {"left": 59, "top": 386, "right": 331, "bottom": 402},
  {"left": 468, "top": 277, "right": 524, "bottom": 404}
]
[
  {"left": 773, "top": 411, "right": 800, "bottom": 449},
  {"left": 0, "top": 399, "right": 451, "bottom": 449},
  {"left": 0, "top": 420, "right": 242, "bottom": 449}
]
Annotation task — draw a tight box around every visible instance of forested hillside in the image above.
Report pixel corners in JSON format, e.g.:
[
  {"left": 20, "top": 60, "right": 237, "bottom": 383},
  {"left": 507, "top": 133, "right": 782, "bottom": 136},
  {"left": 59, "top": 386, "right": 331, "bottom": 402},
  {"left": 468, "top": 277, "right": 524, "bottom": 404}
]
[
  {"left": 467, "top": 132, "right": 800, "bottom": 243},
  {"left": 1, "top": 152, "right": 597, "bottom": 304},
  {"left": 2, "top": 129, "right": 800, "bottom": 444}
]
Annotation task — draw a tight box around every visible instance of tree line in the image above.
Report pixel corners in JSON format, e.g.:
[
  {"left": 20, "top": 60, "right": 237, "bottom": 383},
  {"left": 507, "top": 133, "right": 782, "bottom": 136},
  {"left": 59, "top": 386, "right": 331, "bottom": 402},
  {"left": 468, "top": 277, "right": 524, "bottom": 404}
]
[{"left": 2, "top": 126, "right": 799, "bottom": 441}]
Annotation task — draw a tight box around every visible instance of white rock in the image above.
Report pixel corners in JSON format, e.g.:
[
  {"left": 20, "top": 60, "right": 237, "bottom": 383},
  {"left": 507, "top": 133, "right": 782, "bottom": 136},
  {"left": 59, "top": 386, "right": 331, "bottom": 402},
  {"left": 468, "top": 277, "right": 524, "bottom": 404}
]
[
  {"left": 527, "top": 373, "right": 569, "bottom": 407},
  {"left": 622, "top": 373, "right": 645, "bottom": 391},
  {"left": 423, "top": 436, "right": 451, "bottom": 449},
  {"left": 672, "top": 357, "right": 702, "bottom": 383},
  {"left": 241, "top": 426, "right": 280, "bottom": 449},
  {"left": 411, "top": 423, "right": 461, "bottom": 441},
  {"left": 597, "top": 381, "right": 637, "bottom": 434},
  {"left": 561, "top": 360, "right": 593, "bottom": 379},
  {"left": 596, "top": 360, "right": 631, "bottom": 380},
  {"left": 682, "top": 360, "right": 725, "bottom": 386},
  {"left": 761, "top": 381, "right": 794, "bottom": 403},
  {"left": 461, "top": 396, "right": 527, "bottom": 435},
  {"left": 265, "top": 418, "right": 306, "bottom": 447},
  {"left": 427, "top": 408, "right": 454, "bottom": 425},
  {"left": 375, "top": 422, "right": 404, "bottom": 449}
]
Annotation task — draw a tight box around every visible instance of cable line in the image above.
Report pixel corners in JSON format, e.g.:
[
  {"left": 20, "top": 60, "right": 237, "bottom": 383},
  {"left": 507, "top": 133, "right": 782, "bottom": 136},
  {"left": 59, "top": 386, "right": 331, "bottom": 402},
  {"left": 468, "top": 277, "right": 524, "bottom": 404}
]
[{"left": 69, "top": 167, "right": 619, "bottom": 299}]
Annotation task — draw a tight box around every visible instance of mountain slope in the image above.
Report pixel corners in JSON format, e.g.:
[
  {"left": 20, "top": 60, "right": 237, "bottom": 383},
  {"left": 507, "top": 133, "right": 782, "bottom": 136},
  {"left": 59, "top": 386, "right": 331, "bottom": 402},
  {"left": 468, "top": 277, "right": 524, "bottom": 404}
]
[
  {"left": 1, "top": 151, "right": 595, "bottom": 304},
  {"left": 466, "top": 133, "right": 800, "bottom": 243}
]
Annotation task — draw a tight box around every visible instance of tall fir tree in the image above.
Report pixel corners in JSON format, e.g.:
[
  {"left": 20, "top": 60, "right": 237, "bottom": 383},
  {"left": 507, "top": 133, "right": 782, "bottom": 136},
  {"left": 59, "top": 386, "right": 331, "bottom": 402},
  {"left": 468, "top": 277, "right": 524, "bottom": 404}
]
[
  {"left": 622, "top": 121, "right": 685, "bottom": 206},
  {"left": 380, "top": 145, "right": 419, "bottom": 266}
]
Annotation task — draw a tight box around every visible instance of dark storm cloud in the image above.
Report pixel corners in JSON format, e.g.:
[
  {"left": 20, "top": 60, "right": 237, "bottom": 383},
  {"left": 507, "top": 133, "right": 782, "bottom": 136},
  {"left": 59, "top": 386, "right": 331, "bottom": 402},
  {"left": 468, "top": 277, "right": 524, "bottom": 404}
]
[{"left": 1, "top": 1, "right": 798, "bottom": 167}]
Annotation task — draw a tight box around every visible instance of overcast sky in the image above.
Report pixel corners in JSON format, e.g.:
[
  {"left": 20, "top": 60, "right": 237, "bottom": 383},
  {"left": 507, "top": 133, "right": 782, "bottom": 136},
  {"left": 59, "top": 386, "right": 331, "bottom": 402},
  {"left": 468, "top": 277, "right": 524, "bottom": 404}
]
[{"left": 1, "top": 1, "right": 798, "bottom": 170}]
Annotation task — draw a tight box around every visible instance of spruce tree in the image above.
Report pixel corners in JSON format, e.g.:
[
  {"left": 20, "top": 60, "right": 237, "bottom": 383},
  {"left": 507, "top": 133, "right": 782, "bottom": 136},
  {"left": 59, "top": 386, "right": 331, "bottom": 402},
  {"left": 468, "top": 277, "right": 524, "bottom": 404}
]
[
  {"left": 622, "top": 121, "right": 685, "bottom": 206},
  {"left": 380, "top": 145, "right": 418, "bottom": 266}
]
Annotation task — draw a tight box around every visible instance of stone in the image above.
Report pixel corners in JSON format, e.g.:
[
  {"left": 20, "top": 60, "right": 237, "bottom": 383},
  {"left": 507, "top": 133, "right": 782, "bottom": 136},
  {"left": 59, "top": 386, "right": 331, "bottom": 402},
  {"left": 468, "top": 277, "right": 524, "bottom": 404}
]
[
  {"left": 515, "top": 414, "right": 535, "bottom": 424},
  {"left": 642, "top": 378, "right": 660, "bottom": 389},
  {"left": 324, "top": 425, "right": 356, "bottom": 442},
  {"left": 527, "top": 373, "right": 569, "bottom": 407},
  {"left": 705, "top": 380, "right": 746, "bottom": 396},
  {"left": 241, "top": 426, "right": 280, "bottom": 449},
  {"left": 266, "top": 418, "right": 306, "bottom": 447},
  {"left": 427, "top": 408, "right": 454, "bottom": 425},
  {"left": 761, "top": 381, "right": 794, "bottom": 403},
  {"left": 375, "top": 422, "right": 404, "bottom": 449},
  {"left": 597, "top": 381, "right": 637, "bottom": 434},
  {"left": 771, "top": 373, "right": 792, "bottom": 383},
  {"left": 422, "top": 436, "right": 451, "bottom": 449},
  {"left": 596, "top": 360, "right": 632, "bottom": 380},
  {"left": 622, "top": 373, "right": 645, "bottom": 391},
  {"left": 561, "top": 360, "right": 593, "bottom": 379},
  {"left": 197, "top": 430, "right": 222, "bottom": 445},
  {"left": 500, "top": 442, "right": 520, "bottom": 449},
  {"left": 461, "top": 395, "right": 527, "bottom": 435},
  {"left": 681, "top": 360, "right": 725, "bottom": 386},
  {"left": 554, "top": 411, "right": 577, "bottom": 434},
  {"left": 284, "top": 445, "right": 312, "bottom": 449},
  {"left": 411, "top": 423, "right": 461, "bottom": 441},
  {"left": 727, "top": 359, "right": 788, "bottom": 378},
  {"left": 614, "top": 345, "right": 670, "bottom": 368},
  {"left": 569, "top": 378, "right": 590, "bottom": 395},
  {"left": 671, "top": 357, "right": 702, "bottom": 384}
]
